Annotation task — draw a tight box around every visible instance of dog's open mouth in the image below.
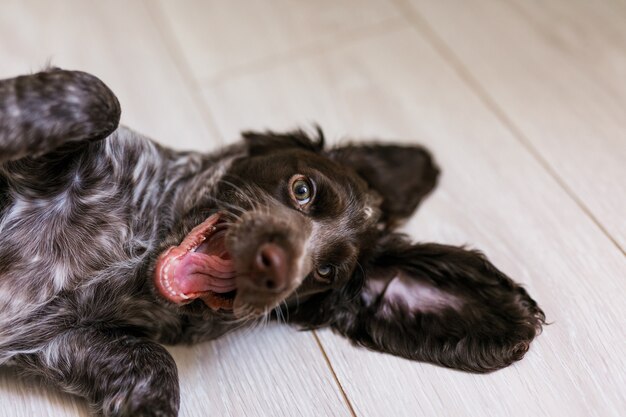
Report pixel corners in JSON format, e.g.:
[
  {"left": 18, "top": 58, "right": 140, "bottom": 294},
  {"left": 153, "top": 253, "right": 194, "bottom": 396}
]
[{"left": 154, "top": 213, "right": 236, "bottom": 311}]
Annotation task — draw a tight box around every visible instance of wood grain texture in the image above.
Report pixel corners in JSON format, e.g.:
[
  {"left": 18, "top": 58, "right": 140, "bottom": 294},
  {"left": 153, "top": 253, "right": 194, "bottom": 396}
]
[
  {"left": 199, "top": 24, "right": 626, "bottom": 417},
  {"left": 0, "top": 0, "right": 218, "bottom": 152},
  {"left": 0, "top": 367, "right": 89, "bottom": 417},
  {"left": 406, "top": 0, "right": 626, "bottom": 250},
  {"left": 0, "top": 2, "right": 352, "bottom": 416},
  {"left": 169, "top": 325, "right": 351, "bottom": 417},
  {"left": 155, "top": 0, "right": 401, "bottom": 83},
  {"left": 2, "top": 0, "right": 625, "bottom": 416}
]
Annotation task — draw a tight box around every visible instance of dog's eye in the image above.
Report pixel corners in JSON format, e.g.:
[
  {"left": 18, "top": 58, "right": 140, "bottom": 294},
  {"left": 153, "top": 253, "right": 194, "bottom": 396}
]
[
  {"left": 316, "top": 264, "right": 335, "bottom": 281},
  {"left": 290, "top": 176, "right": 313, "bottom": 205}
]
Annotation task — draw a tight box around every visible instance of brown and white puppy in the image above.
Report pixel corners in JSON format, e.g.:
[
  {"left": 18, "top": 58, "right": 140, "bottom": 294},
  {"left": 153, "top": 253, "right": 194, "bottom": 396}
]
[{"left": 0, "top": 69, "right": 545, "bottom": 417}]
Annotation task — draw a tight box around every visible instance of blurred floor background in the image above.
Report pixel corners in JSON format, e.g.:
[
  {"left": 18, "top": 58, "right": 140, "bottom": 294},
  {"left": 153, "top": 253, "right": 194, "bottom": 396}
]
[{"left": 0, "top": 1, "right": 625, "bottom": 416}]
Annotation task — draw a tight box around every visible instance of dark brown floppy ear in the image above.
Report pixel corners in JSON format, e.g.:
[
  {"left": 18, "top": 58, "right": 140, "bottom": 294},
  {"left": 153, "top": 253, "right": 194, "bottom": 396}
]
[
  {"left": 242, "top": 127, "right": 325, "bottom": 155},
  {"left": 328, "top": 144, "right": 440, "bottom": 227},
  {"left": 328, "top": 234, "right": 545, "bottom": 373}
]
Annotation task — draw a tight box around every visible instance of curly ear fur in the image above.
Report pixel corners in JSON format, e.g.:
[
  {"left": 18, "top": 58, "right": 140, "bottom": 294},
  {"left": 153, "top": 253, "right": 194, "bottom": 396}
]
[
  {"left": 289, "top": 234, "right": 545, "bottom": 373},
  {"left": 1, "top": 66, "right": 544, "bottom": 417},
  {"left": 328, "top": 144, "right": 440, "bottom": 227},
  {"left": 241, "top": 129, "right": 440, "bottom": 228}
]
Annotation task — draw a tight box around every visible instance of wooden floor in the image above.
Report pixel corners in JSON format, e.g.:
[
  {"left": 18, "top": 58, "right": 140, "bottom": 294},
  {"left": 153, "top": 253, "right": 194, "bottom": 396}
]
[{"left": 1, "top": 1, "right": 625, "bottom": 416}]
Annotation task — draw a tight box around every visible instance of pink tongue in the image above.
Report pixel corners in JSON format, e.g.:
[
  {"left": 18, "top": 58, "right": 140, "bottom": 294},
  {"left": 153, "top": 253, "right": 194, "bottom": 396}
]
[
  {"left": 176, "top": 252, "right": 236, "bottom": 294},
  {"left": 173, "top": 228, "right": 236, "bottom": 295}
]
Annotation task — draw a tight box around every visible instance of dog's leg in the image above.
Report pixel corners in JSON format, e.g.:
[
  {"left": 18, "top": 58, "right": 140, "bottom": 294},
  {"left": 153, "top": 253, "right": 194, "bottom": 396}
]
[
  {"left": 0, "top": 68, "right": 120, "bottom": 163},
  {"left": 17, "top": 328, "right": 179, "bottom": 417}
]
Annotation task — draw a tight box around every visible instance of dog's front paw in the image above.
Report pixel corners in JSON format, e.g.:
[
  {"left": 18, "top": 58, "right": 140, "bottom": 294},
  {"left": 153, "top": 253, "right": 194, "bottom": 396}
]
[
  {"left": 101, "top": 384, "right": 179, "bottom": 417},
  {"left": 98, "top": 337, "right": 180, "bottom": 417},
  {"left": 38, "top": 331, "right": 183, "bottom": 417}
]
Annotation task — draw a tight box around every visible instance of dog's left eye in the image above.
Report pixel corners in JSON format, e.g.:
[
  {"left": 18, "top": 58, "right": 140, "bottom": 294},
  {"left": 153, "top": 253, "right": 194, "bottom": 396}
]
[
  {"left": 289, "top": 175, "right": 313, "bottom": 205},
  {"left": 316, "top": 264, "right": 335, "bottom": 280}
]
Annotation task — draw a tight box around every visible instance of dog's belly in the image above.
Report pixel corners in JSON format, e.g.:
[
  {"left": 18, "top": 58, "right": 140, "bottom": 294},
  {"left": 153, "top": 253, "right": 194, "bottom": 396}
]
[
  {"left": 0, "top": 154, "right": 140, "bottom": 361},
  {"left": 0, "top": 128, "right": 242, "bottom": 362},
  {"left": 0, "top": 187, "right": 130, "bottom": 289}
]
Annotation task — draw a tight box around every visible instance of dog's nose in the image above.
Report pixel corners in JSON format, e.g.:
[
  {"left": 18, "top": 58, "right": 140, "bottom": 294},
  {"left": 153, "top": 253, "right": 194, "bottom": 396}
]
[{"left": 250, "top": 243, "right": 288, "bottom": 291}]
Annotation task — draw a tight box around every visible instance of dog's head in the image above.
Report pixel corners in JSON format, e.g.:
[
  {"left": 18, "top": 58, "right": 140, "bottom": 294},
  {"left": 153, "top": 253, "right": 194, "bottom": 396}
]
[
  {"left": 153, "top": 129, "right": 544, "bottom": 373},
  {"left": 153, "top": 128, "right": 437, "bottom": 315}
]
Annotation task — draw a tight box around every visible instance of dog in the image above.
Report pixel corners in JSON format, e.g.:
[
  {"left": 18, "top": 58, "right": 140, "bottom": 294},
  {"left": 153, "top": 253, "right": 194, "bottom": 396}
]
[{"left": 0, "top": 69, "right": 545, "bottom": 417}]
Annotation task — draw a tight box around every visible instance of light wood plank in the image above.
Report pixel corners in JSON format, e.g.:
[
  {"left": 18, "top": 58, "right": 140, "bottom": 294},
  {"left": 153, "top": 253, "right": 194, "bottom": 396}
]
[
  {"left": 406, "top": 0, "right": 626, "bottom": 250},
  {"left": 1, "top": 326, "right": 352, "bottom": 417},
  {"left": 0, "top": 368, "right": 89, "bottom": 417},
  {"left": 0, "top": 2, "right": 351, "bottom": 416},
  {"left": 155, "top": 0, "right": 401, "bottom": 83},
  {"left": 169, "top": 326, "right": 350, "bottom": 417},
  {"left": 0, "top": 0, "right": 217, "bottom": 152},
  {"left": 199, "top": 25, "right": 626, "bottom": 417}
]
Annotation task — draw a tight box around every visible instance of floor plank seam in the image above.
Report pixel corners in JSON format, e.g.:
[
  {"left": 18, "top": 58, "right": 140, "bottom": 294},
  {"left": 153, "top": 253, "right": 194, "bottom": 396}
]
[
  {"left": 143, "top": 0, "right": 225, "bottom": 144},
  {"left": 312, "top": 331, "right": 359, "bottom": 417},
  {"left": 200, "top": 17, "right": 407, "bottom": 88},
  {"left": 393, "top": 0, "right": 626, "bottom": 257}
]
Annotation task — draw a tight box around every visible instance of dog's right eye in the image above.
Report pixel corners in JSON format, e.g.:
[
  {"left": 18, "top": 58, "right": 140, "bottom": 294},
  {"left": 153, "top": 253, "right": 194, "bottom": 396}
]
[
  {"left": 289, "top": 175, "right": 314, "bottom": 206},
  {"left": 315, "top": 264, "right": 335, "bottom": 282}
]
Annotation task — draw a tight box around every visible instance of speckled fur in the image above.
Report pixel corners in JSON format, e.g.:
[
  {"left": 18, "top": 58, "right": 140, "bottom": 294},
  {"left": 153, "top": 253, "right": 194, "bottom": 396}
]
[
  {"left": 0, "top": 69, "right": 545, "bottom": 417},
  {"left": 0, "top": 69, "right": 245, "bottom": 416}
]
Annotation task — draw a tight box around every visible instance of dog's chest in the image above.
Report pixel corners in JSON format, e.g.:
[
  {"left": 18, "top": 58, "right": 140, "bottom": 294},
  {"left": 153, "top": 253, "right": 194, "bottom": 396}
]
[{"left": 0, "top": 171, "right": 131, "bottom": 295}]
